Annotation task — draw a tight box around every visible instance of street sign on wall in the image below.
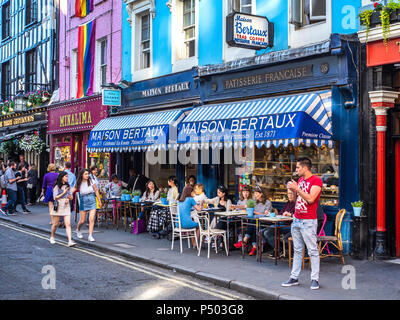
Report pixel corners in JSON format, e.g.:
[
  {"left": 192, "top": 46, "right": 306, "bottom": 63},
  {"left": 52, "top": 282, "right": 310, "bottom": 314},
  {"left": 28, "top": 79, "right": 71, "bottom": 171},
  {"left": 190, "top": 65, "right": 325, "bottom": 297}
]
[
  {"left": 226, "top": 12, "right": 274, "bottom": 50},
  {"left": 102, "top": 89, "right": 121, "bottom": 106}
]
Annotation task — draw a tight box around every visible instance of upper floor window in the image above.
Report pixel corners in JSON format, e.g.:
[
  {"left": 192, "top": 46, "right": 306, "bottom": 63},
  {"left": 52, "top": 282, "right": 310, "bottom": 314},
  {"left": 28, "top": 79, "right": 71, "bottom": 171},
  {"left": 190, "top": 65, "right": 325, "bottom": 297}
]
[
  {"left": 2, "top": 2, "right": 11, "bottom": 39},
  {"left": 71, "top": 49, "right": 78, "bottom": 98},
  {"left": 290, "top": 0, "right": 326, "bottom": 28},
  {"left": 2, "top": 61, "right": 11, "bottom": 101},
  {"left": 230, "top": 0, "right": 252, "bottom": 14},
  {"left": 183, "top": 0, "right": 195, "bottom": 59},
  {"left": 99, "top": 39, "right": 107, "bottom": 87},
  {"left": 26, "top": 0, "right": 38, "bottom": 25},
  {"left": 25, "top": 49, "right": 37, "bottom": 92},
  {"left": 141, "top": 13, "right": 151, "bottom": 69}
]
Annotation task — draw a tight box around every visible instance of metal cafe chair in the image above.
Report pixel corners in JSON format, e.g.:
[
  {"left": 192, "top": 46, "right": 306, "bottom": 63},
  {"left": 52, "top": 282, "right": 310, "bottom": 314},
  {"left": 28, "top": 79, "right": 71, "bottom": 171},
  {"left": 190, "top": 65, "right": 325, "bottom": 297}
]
[
  {"left": 170, "top": 204, "right": 198, "bottom": 253},
  {"left": 196, "top": 212, "right": 228, "bottom": 259}
]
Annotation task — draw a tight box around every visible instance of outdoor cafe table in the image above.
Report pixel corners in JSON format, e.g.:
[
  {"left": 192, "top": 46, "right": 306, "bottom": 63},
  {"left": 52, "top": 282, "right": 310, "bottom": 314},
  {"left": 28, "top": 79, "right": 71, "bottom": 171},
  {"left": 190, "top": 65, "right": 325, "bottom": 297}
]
[
  {"left": 213, "top": 210, "right": 247, "bottom": 255},
  {"left": 240, "top": 215, "right": 293, "bottom": 265},
  {"left": 101, "top": 197, "right": 133, "bottom": 232}
]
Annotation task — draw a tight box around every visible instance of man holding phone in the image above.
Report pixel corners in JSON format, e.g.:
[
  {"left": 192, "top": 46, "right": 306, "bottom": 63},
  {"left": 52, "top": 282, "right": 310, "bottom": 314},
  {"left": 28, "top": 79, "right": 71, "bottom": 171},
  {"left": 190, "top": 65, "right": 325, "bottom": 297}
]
[{"left": 282, "top": 157, "right": 323, "bottom": 290}]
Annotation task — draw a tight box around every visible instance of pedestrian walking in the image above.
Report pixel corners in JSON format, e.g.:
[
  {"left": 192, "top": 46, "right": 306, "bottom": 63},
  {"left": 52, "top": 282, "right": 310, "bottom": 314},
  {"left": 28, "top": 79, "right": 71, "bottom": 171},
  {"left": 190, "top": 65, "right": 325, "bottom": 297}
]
[
  {"left": 27, "top": 165, "right": 38, "bottom": 205},
  {"left": 41, "top": 164, "right": 59, "bottom": 225},
  {"left": 15, "top": 163, "right": 31, "bottom": 214},
  {"left": 63, "top": 162, "right": 76, "bottom": 213},
  {"left": 0, "top": 161, "right": 21, "bottom": 216},
  {"left": 74, "top": 169, "right": 102, "bottom": 242},
  {"left": 49, "top": 172, "right": 76, "bottom": 247},
  {"left": 282, "top": 157, "right": 323, "bottom": 290}
]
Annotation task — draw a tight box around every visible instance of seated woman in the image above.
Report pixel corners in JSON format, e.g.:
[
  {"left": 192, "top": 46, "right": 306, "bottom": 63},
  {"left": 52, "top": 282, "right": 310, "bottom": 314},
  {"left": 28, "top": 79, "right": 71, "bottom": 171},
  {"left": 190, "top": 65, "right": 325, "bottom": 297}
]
[
  {"left": 231, "top": 185, "right": 252, "bottom": 210},
  {"left": 177, "top": 185, "right": 202, "bottom": 248},
  {"left": 103, "top": 174, "right": 128, "bottom": 198},
  {"left": 139, "top": 180, "right": 160, "bottom": 220},
  {"left": 262, "top": 187, "right": 296, "bottom": 253},
  {"left": 148, "top": 176, "right": 179, "bottom": 235},
  {"left": 204, "top": 185, "right": 232, "bottom": 229},
  {"left": 234, "top": 186, "right": 273, "bottom": 256}
]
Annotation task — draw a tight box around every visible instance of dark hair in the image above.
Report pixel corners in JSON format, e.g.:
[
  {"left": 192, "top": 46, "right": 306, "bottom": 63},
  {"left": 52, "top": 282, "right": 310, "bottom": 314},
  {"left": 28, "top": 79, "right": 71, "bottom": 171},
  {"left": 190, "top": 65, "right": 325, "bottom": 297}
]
[
  {"left": 8, "top": 160, "right": 15, "bottom": 167},
  {"left": 111, "top": 174, "right": 119, "bottom": 181},
  {"left": 76, "top": 169, "right": 91, "bottom": 190},
  {"left": 217, "top": 185, "right": 229, "bottom": 201},
  {"left": 239, "top": 185, "right": 252, "bottom": 201},
  {"left": 179, "top": 185, "right": 193, "bottom": 202},
  {"left": 146, "top": 179, "right": 158, "bottom": 195},
  {"left": 168, "top": 175, "right": 178, "bottom": 188},
  {"left": 253, "top": 185, "right": 268, "bottom": 204},
  {"left": 65, "top": 162, "right": 72, "bottom": 169},
  {"left": 297, "top": 157, "right": 312, "bottom": 170},
  {"left": 55, "top": 171, "right": 69, "bottom": 190},
  {"left": 187, "top": 175, "right": 196, "bottom": 185},
  {"left": 90, "top": 165, "right": 98, "bottom": 173},
  {"left": 18, "top": 163, "right": 25, "bottom": 170}
]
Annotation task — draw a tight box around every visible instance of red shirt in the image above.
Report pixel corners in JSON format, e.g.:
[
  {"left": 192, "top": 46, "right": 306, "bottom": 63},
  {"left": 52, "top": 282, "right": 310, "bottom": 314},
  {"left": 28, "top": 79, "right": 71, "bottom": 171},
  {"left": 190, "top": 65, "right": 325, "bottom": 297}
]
[{"left": 294, "top": 175, "right": 323, "bottom": 220}]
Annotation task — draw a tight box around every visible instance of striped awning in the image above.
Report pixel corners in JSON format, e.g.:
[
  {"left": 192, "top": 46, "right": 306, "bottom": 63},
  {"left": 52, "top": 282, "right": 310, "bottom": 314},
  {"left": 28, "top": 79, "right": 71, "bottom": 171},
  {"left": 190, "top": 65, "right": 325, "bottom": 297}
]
[
  {"left": 177, "top": 91, "right": 334, "bottom": 149},
  {"left": 87, "top": 109, "right": 184, "bottom": 152}
]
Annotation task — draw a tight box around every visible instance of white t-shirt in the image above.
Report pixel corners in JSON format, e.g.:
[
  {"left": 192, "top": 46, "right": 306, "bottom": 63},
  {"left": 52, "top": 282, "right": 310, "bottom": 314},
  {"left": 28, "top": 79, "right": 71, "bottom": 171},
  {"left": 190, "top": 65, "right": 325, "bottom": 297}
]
[{"left": 79, "top": 181, "right": 95, "bottom": 195}]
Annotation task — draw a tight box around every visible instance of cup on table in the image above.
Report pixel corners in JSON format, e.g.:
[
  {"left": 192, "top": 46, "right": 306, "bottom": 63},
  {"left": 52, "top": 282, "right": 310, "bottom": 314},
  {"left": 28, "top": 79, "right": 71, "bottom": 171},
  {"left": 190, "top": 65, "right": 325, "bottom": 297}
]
[{"left": 269, "top": 211, "right": 276, "bottom": 218}]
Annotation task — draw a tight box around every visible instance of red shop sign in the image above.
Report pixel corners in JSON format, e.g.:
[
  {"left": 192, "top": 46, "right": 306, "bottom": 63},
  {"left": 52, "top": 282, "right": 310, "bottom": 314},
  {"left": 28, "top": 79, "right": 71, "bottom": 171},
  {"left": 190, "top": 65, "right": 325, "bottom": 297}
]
[
  {"left": 367, "top": 37, "right": 400, "bottom": 67},
  {"left": 47, "top": 96, "right": 108, "bottom": 134}
]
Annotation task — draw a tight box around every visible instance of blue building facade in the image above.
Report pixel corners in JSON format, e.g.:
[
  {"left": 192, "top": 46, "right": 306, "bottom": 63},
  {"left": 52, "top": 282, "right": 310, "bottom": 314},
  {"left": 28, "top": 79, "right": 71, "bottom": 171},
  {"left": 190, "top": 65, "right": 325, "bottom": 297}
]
[{"left": 108, "top": 0, "right": 364, "bottom": 253}]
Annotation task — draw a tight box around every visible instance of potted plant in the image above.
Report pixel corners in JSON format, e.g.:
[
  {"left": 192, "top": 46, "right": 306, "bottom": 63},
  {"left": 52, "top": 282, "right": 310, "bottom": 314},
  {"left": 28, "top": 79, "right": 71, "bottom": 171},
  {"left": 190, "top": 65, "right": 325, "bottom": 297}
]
[
  {"left": 160, "top": 192, "right": 168, "bottom": 205},
  {"left": 132, "top": 190, "right": 141, "bottom": 203},
  {"left": 121, "top": 189, "right": 131, "bottom": 201},
  {"left": 246, "top": 199, "right": 256, "bottom": 217},
  {"left": 351, "top": 201, "right": 363, "bottom": 217}
]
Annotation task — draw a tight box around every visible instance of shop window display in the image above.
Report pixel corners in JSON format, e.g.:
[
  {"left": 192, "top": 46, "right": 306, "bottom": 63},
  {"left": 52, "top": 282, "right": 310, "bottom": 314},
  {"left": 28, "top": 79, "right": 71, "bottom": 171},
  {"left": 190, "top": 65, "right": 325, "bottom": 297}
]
[
  {"left": 54, "top": 146, "right": 71, "bottom": 170},
  {"left": 88, "top": 152, "right": 110, "bottom": 181},
  {"left": 236, "top": 143, "right": 339, "bottom": 207}
]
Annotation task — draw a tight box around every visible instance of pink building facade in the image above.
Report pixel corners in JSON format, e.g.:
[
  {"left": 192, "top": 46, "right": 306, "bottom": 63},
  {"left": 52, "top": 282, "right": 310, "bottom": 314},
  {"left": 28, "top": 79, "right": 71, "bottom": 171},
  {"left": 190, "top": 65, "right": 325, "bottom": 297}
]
[{"left": 48, "top": 0, "right": 122, "bottom": 180}]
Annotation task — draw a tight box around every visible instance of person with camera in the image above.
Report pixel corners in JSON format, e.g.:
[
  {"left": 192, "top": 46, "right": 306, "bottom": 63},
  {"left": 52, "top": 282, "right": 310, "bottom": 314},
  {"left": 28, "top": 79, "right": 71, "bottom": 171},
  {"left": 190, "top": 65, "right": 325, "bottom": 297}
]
[{"left": 49, "top": 172, "right": 76, "bottom": 247}]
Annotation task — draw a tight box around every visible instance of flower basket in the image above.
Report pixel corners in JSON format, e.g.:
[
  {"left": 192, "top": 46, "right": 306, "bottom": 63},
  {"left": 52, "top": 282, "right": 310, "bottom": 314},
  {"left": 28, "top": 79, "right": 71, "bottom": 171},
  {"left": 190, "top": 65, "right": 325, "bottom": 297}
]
[{"left": 19, "top": 134, "right": 46, "bottom": 153}]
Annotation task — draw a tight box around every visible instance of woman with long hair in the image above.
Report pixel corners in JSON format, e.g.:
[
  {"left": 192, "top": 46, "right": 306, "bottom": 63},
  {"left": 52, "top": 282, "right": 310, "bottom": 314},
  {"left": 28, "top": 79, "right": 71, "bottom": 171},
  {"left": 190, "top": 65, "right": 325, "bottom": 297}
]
[
  {"left": 50, "top": 172, "right": 76, "bottom": 247},
  {"left": 73, "top": 169, "right": 102, "bottom": 242},
  {"left": 139, "top": 179, "right": 160, "bottom": 220},
  {"left": 41, "top": 164, "right": 58, "bottom": 225}
]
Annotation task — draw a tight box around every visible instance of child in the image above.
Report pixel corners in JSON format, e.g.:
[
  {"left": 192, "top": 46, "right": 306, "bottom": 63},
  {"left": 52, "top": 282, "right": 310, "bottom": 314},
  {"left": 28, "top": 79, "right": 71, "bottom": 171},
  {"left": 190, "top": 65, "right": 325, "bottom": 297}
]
[
  {"left": 193, "top": 183, "right": 208, "bottom": 206},
  {"left": 103, "top": 174, "right": 128, "bottom": 198}
]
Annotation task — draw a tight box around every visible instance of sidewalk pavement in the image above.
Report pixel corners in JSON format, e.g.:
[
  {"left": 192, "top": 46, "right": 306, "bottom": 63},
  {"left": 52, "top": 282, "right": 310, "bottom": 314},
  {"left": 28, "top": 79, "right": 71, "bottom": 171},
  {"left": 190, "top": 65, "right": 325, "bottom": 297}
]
[{"left": 1, "top": 205, "right": 399, "bottom": 300}]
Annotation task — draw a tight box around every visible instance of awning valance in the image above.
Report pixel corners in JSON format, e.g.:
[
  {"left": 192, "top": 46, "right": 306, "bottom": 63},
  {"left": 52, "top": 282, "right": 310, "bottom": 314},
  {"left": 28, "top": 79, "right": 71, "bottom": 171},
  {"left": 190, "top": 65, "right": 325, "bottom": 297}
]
[
  {"left": 176, "top": 91, "right": 334, "bottom": 150},
  {"left": 87, "top": 109, "right": 184, "bottom": 152}
]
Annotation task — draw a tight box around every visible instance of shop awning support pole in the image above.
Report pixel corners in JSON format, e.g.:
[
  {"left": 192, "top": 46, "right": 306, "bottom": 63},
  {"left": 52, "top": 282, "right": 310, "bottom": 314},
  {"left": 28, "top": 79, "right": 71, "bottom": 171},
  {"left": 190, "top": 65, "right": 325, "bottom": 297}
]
[{"left": 369, "top": 90, "right": 399, "bottom": 259}]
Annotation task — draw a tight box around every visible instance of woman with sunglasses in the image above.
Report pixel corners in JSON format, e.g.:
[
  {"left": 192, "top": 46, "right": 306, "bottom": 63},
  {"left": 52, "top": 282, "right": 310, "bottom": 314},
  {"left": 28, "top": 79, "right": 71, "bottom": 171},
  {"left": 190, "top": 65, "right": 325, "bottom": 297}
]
[
  {"left": 234, "top": 185, "right": 273, "bottom": 256},
  {"left": 204, "top": 185, "right": 232, "bottom": 228}
]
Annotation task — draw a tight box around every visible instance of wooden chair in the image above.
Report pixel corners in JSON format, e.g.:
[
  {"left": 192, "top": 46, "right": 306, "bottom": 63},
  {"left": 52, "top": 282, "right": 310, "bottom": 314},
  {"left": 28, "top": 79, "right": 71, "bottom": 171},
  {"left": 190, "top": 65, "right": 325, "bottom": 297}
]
[
  {"left": 170, "top": 204, "right": 198, "bottom": 253},
  {"left": 288, "top": 213, "right": 329, "bottom": 269},
  {"left": 196, "top": 212, "right": 228, "bottom": 259},
  {"left": 317, "top": 209, "right": 346, "bottom": 265}
]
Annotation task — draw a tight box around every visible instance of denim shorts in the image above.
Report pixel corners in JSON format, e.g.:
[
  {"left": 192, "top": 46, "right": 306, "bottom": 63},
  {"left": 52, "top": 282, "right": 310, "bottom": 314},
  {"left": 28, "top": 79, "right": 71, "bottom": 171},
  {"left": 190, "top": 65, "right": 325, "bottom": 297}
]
[{"left": 79, "top": 193, "right": 97, "bottom": 212}]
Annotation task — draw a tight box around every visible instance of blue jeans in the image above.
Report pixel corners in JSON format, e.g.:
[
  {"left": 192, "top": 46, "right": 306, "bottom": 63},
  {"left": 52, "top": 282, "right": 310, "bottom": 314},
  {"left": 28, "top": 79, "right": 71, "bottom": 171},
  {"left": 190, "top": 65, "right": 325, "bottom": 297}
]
[
  {"left": 3, "top": 189, "right": 17, "bottom": 213},
  {"left": 16, "top": 186, "right": 28, "bottom": 211},
  {"left": 290, "top": 218, "right": 320, "bottom": 281}
]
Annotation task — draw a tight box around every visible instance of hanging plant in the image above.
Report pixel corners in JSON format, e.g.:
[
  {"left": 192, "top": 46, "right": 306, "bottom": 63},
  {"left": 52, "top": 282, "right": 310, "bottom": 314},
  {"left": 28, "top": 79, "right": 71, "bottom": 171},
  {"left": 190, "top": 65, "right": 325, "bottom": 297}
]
[
  {"left": 19, "top": 134, "right": 46, "bottom": 153},
  {"left": 359, "top": 9, "right": 374, "bottom": 41},
  {"left": 381, "top": 7, "right": 392, "bottom": 46},
  {"left": 0, "top": 140, "right": 21, "bottom": 157}
]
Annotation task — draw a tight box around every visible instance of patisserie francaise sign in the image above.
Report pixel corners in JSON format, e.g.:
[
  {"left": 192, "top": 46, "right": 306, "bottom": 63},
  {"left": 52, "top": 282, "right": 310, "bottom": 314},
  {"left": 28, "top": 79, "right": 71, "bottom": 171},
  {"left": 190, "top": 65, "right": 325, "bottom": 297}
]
[{"left": 226, "top": 12, "right": 274, "bottom": 50}]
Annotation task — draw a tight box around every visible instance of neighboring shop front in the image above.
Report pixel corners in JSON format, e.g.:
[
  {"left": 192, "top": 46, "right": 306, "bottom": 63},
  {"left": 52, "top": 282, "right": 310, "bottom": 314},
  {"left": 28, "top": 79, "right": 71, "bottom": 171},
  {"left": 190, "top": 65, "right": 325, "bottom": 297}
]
[
  {"left": 177, "top": 34, "right": 360, "bottom": 254},
  {"left": 358, "top": 23, "right": 400, "bottom": 258},
  {"left": 47, "top": 95, "right": 110, "bottom": 184},
  {"left": 0, "top": 107, "right": 48, "bottom": 178},
  {"left": 87, "top": 69, "right": 200, "bottom": 192}
]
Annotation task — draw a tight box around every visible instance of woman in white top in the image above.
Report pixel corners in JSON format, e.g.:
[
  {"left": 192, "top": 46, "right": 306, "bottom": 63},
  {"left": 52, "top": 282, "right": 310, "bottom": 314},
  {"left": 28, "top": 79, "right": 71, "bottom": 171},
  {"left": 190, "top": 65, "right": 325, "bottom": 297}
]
[
  {"left": 139, "top": 180, "right": 160, "bottom": 220},
  {"left": 89, "top": 165, "right": 100, "bottom": 188},
  {"left": 167, "top": 176, "right": 179, "bottom": 202},
  {"left": 73, "top": 169, "right": 102, "bottom": 242}
]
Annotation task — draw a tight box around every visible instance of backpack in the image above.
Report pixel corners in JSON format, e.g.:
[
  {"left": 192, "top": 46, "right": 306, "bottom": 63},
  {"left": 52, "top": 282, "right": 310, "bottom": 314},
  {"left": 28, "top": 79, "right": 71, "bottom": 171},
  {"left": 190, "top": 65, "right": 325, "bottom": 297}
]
[{"left": 0, "top": 174, "right": 7, "bottom": 189}]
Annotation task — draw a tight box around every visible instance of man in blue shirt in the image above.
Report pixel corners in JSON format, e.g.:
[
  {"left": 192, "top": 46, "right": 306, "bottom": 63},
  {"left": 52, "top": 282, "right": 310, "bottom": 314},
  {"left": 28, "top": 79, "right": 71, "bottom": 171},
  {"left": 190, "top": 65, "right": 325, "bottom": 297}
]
[{"left": 0, "top": 161, "right": 21, "bottom": 216}]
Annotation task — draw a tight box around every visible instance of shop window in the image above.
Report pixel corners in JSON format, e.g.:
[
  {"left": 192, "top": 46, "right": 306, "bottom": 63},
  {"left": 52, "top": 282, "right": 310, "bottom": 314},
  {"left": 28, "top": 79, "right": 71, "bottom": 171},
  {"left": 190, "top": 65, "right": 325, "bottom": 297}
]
[
  {"left": 88, "top": 152, "right": 109, "bottom": 181},
  {"left": 148, "top": 150, "right": 176, "bottom": 192},
  {"left": 290, "top": 0, "right": 326, "bottom": 28},
  {"left": 63, "top": 136, "right": 71, "bottom": 143},
  {"left": 54, "top": 146, "right": 71, "bottom": 170},
  {"left": 236, "top": 143, "right": 339, "bottom": 207}
]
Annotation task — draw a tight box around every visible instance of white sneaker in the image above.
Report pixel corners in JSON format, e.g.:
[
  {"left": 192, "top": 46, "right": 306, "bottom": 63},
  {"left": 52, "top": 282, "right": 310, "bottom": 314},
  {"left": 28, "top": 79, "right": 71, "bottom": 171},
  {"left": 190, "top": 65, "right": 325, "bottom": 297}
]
[
  {"left": 68, "top": 241, "right": 77, "bottom": 247},
  {"left": 49, "top": 237, "right": 55, "bottom": 245},
  {"left": 76, "top": 229, "right": 83, "bottom": 239},
  {"left": 88, "top": 235, "right": 95, "bottom": 242}
]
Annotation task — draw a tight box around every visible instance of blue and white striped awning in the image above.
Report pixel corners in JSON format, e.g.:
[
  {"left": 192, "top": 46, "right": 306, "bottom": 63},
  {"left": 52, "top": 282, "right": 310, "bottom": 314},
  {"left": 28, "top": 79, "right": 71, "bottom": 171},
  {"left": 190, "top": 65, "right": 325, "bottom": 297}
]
[
  {"left": 177, "top": 91, "right": 334, "bottom": 149},
  {"left": 87, "top": 109, "right": 184, "bottom": 152}
]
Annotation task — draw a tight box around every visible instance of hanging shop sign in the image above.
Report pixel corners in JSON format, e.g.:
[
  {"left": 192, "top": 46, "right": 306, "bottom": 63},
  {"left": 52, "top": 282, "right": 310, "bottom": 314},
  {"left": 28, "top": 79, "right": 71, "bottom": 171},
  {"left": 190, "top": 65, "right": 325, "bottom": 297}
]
[
  {"left": 87, "top": 125, "right": 169, "bottom": 149},
  {"left": 177, "top": 113, "right": 332, "bottom": 144},
  {"left": 226, "top": 12, "right": 274, "bottom": 50},
  {"left": 102, "top": 88, "right": 121, "bottom": 106}
]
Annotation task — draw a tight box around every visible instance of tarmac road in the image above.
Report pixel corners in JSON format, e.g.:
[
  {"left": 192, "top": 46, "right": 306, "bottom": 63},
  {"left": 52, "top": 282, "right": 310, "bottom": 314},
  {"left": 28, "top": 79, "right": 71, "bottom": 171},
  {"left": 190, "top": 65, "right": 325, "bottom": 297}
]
[{"left": 0, "top": 222, "right": 254, "bottom": 301}]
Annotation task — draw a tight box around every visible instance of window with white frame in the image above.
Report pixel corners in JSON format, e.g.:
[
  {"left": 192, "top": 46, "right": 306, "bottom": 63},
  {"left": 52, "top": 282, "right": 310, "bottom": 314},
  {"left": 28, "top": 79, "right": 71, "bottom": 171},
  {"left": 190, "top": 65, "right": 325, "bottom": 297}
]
[
  {"left": 140, "top": 12, "right": 151, "bottom": 69},
  {"left": 71, "top": 49, "right": 78, "bottom": 98},
  {"left": 229, "top": 0, "right": 252, "bottom": 14},
  {"left": 99, "top": 38, "right": 107, "bottom": 87},
  {"left": 290, "top": 0, "right": 326, "bottom": 28},
  {"left": 183, "top": 0, "right": 195, "bottom": 59}
]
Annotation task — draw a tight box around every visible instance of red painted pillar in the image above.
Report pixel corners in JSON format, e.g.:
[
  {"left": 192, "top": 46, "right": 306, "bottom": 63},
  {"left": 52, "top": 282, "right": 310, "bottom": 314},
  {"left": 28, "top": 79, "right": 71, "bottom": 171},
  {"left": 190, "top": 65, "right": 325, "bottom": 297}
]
[{"left": 369, "top": 91, "right": 399, "bottom": 258}]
